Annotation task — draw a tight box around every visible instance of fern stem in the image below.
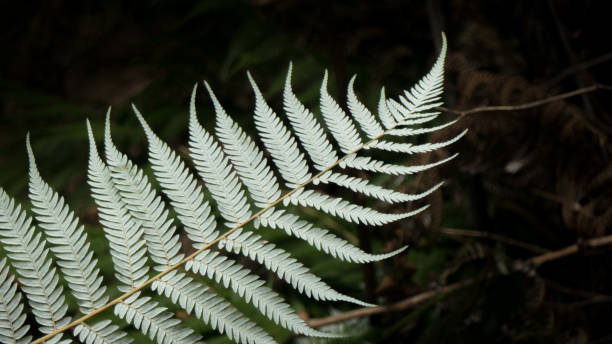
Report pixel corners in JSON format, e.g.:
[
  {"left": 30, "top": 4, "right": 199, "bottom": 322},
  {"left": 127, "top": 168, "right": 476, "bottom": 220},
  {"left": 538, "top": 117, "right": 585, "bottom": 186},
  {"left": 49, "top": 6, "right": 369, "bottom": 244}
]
[{"left": 30, "top": 118, "right": 430, "bottom": 344}]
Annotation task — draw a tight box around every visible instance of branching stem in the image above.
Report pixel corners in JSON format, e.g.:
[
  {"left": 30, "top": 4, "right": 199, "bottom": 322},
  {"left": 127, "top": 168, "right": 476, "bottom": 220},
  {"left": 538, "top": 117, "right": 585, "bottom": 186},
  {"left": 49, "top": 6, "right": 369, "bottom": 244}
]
[{"left": 438, "top": 83, "right": 612, "bottom": 117}]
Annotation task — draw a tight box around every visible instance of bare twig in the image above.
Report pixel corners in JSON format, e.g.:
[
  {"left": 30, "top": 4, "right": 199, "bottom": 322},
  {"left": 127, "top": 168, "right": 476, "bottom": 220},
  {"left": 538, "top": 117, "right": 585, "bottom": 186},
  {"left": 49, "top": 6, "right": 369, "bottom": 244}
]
[
  {"left": 307, "top": 233, "right": 612, "bottom": 328},
  {"left": 568, "top": 296, "right": 612, "bottom": 309},
  {"left": 528, "top": 234, "right": 612, "bottom": 266},
  {"left": 544, "top": 278, "right": 612, "bottom": 299},
  {"left": 437, "top": 84, "right": 612, "bottom": 117},
  {"left": 438, "top": 227, "right": 548, "bottom": 254},
  {"left": 544, "top": 51, "right": 612, "bottom": 88},
  {"left": 307, "top": 279, "right": 474, "bottom": 328},
  {"left": 547, "top": 0, "right": 596, "bottom": 119}
]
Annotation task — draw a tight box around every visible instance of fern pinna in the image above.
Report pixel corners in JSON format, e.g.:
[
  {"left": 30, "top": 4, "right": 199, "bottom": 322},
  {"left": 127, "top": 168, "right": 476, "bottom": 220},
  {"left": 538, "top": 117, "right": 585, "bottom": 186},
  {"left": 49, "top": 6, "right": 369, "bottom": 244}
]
[{"left": 0, "top": 33, "right": 464, "bottom": 343}]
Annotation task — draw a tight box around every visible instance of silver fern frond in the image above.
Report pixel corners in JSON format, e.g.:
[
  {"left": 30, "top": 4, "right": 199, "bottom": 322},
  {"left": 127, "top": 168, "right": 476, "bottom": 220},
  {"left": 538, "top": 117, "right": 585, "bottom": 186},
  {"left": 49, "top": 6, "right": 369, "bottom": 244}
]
[
  {"left": 347, "top": 75, "right": 385, "bottom": 140},
  {"left": 0, "top": 258, "right": 31, "bottom": 344},
  {"left": 0, "top": 33, "right": 464, "bottom": 344},
  {"left": 104, "top": 115, "right": 185, "bottom": 270},
  {"left": 26, "top": 136, "right": 109, "bottom": 314},
  {"left": 0, "top": 189, "right": 71, "bottom": 344}
]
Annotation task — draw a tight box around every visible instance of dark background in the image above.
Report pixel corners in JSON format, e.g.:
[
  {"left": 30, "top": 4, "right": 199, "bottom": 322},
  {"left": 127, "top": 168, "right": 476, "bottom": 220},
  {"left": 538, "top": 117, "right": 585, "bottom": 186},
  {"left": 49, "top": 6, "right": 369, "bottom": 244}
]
[{"left": 1, "top": 0, "right": 612, "bottom": 343}]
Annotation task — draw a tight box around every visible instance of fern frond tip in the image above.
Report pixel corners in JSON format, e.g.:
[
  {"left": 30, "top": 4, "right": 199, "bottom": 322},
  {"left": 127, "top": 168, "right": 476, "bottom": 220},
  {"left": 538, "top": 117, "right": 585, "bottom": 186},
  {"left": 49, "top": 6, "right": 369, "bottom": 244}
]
[{"left": 25, "top": 135, "right": 41, "bottom": 182}]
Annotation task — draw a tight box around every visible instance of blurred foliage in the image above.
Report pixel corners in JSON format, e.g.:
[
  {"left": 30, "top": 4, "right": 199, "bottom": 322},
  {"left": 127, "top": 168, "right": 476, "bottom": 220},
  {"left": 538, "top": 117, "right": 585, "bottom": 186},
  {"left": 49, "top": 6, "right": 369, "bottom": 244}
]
[{"left": 1, "top": 0, "right": 612, "bottom": 343}]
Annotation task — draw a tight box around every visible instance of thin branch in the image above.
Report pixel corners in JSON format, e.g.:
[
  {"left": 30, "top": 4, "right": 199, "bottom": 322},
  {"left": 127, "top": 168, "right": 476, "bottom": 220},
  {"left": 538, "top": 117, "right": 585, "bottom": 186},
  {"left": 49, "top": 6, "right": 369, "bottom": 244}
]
[
  {"left": 567, "top": 296, "right": 612, "bottom": 309},
  {"left": 437, "top": 84, "right": 612, "bottom": 117},
  {"left": 528, "top": 234, "right": 612, "bottom": 266},
  {"left": 547, "top": 0, "right": 596, "bottom": 121},
  {"left": 438, "top": 227, "right": 548, "bottom": 254},
  {"left": 307, "top": 279, "right": 474, "bottom": 328},
  {"left": 544, "top": 51, "right": 612, "bottom": 88},
  {"left": 544, "top": 278, "right": 612, "bottom": 299},
  {"left": 307, "top": 233, "right": 612, "bottom": 328}
]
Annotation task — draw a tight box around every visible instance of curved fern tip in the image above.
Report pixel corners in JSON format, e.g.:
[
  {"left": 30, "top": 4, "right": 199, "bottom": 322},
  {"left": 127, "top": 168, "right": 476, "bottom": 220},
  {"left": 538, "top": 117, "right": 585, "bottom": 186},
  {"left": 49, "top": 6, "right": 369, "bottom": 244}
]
[
  {"left": 203, "top": 81, "right": 223, "bottom": 112},
  {"left": 130, "top": 103, "right": 140, "bottom": 116},
  {"left": 85, "top": 120, "right": 96, "bottom": 154},
  {"left": 104, "top": 106, "right": 112, "bottom": 129},
  {"left": 85, "top": 119, "right": 95, "bottom": 144},
  {"left": 25, "top": 132, "right": 32, "bottom": 156},
  {"left": 25, "top": 134, "right": 39, "bottom": 176},
  {"left": 131, "top": 104, "right": 152, "bottom": 137},
  {"left": 437, "top": 32, "right": 448, "bottom": 66},
  {"left": 348, "top": 74, "right": 357, "bottom": 87},
  {"left": 320, "top": 70, "right": 331, "bottom": 94},
  {"left": 191, "top": 82, "right": 198, "bottom": 95},
  {"left": 246, "top": 71, "right": 261, "bottom": 95},
  {"left": 284, "top": 62, "right": 294, "bottom": 91},
  {"left": 189, "top": 83, "right": 198, "bottom": 122},
  {"left": 103, "top": 112, "right": 115, "bottom": 153}
]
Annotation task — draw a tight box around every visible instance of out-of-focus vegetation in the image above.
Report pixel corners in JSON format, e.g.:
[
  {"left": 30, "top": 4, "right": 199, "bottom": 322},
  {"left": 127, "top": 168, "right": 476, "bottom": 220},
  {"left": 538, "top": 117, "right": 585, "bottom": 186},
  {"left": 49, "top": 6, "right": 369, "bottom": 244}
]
[{"left": 1, "top": 0, "right": 612, "bottom": 343}]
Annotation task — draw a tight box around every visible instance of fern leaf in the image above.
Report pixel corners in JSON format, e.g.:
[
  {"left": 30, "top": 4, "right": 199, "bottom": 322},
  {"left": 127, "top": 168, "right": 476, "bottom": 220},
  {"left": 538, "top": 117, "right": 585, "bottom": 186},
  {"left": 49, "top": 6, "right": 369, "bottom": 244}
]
[
  {"left": 186, "top": 251, "right": 338, "bottom": 338},
  {"left": 321, "top": 172, "right": 444, "bottom": 204},
  {"left": 343, "top": 153, "right": 459, "bottom": 175},
  {"left": 347, "top": 75, "right": 384, "bottom": 139},
  {"left": 247, "top": 72, "right": 312, "bottom": 189},
  {"left": 135, "top": 95, "right": 367, "bottom": 309},
  {"left": 395, "top": 114, "right": 439, "bottom": 127},
  {"left": 115, "top": 293, "right": 202, "bottom": 344},
  {"left": 0, "top": 189, "right": 70, "bottom": 343},
  {"left": 220, "top": 228, "right": 373, "bottom": 306},
  {"left": 283, "top": 63, "right": 339, "bottom": 170},
  {"left": 0, "top": 258, "right": 31, "bottom": 344},
  {"left": 377, "top": 87, "right": 395, "bottom": 129},
  {"left": 135, "top": 109, "right": 275, "bottom": 343},
  {"left": 188, "top": 92, "right": 252, "bottom": 228},
  {"left": 367, "top": 128, "right": 468, "bottom": 154},
  {"left": 204, "top": 82, "right": 282, "bottom": 208},
  {"left": 287, "top": 189, "right": 428, "bottom": 226},
  {"left": 89, "top": 121, "right": 197, "bottom": 343},
  {"left": 86, "top": 121, "right": 149, "bottom": 292},
  {"left": 386, "top": 99, "right": 439, "bottom": 122},
  {"left": 103, "top": 115, "right": 184, "bottom": 270},
  {"left": 132, "top": 103, "right": 219, "bottom": 248},
  {"left": 204, "top": 79, "right": 375, "bottom": 305},
  {"left": 386, "top": 119, "right": 458, "bottom": 136},
  {"left": 258, "top": 210, "right": 407, "bottom": 263},
  {"left": 26, "top": 136, "right": 109, "bottom": 314},
  {"left": 152, "top": 270, "right": 275, "bottom": 344},
  {"left": 320, "top": 70, "right": 363, "bottom": 153},
  {"left": 88, "top": 121, "right": 204, "bottom": 344},
  {"left": 188, "top": 89, "right": 336, "bottom": 337},
  {"left": 134, "top": 103, "right": 346, "bottom": 334},
  {"left": 386, "top": 99, "right": 440, "bottom": 122},
  {"left": 73, "top": 320, "right": 132, "bottom": 344},
  {"left": 390, "top": 33, "right": 447, "bottom": 120}
]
